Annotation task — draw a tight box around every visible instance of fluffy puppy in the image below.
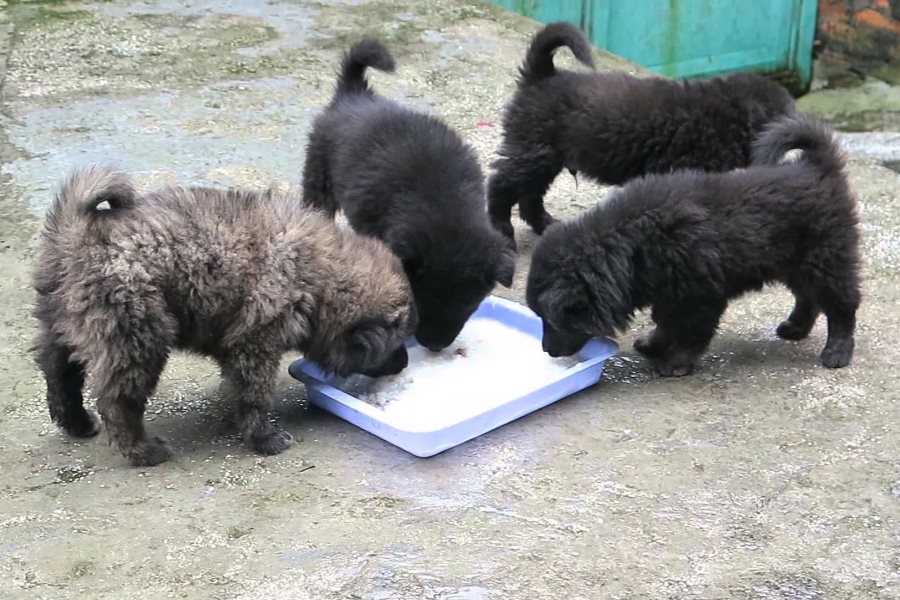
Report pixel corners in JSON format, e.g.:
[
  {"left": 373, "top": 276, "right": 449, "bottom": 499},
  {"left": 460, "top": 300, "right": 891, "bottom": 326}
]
[
  {"left": 302, "top": 40, "right": 515, "bottom": 351},
  {"left": 526, "top": 115, "right": 860, "bottom": 376},
  {"left": 489, "top": 22, "right": 796, "bottom": 249},
  {"left": 32, "top": 167, "right": 416, "bottom": 466}
]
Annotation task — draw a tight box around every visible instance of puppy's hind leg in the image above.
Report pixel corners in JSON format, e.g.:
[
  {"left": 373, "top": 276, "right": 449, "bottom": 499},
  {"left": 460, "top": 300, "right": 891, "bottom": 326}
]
[
  {"left": 301, "top": 135, "right": 337, "bottom": 218},
  {"left": 93, "top": 348, "right": 172, "bottom": 467},
  {"left": 488, "top": 149, "right": 562, "bottom": 249},
  {"left": 817, "top": 281, "right": 860, "bottom": 369},
  {"left": 35, "top": 332, "right": 100, "bottom": 438},
  {"left": 220, "top": 350, "right": 294, "bottom": 456},
  {"left": 776, "top": 286, "right": 819, "bottom": 341}
]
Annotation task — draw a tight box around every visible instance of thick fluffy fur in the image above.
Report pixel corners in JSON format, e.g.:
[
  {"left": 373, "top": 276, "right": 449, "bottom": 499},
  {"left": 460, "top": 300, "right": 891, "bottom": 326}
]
[
  {"left": 489, "top": 22, "right": 796, "bottom": 248},
  {"left": 527, "top": 115, "right": 861, "bottom": 376},
  {"left": 303, "top": 40, "right": 516, "bottom": 351},
  {"left": 33, "top": 167, "right": 416, "bottom": 466}
]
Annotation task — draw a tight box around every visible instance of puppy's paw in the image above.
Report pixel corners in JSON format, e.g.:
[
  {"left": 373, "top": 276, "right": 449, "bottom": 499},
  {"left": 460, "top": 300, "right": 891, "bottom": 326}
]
[
  {"left": 126, "top": 436, "right": 174, "bottom": 467},
  {"left": 633, "top": 330, "right": 669, "bottom": 358},
  {"left": 654, "top": 362, "right": 695, "bottom": 377},
  {"left": 248, "top": 426, "right": 294, "bottom": 456},
  {"left": 530, "top": 212, "right": 558, "bottom": 235},
  {"left": 63, "top": 409, "right": 101, "bottom": 438},
  {"left": 776, "top": 319, "right": 812, "bottom": 341},
  {"left": 820, "top": 339, "right": 854, "bottom": 369},
  {"left": 491, "top": 220, "right": 517, "bottom": 251},
  {"left": 633, "top": 336, "right": 653, "bottom": 356},
  {"left": 652, "top": 353, "right": 696, "bottom": 377}
]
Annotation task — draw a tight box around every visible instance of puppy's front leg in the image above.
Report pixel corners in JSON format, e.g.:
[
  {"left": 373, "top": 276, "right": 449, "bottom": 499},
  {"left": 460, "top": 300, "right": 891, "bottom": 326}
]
[
  {"left": 35, "top": 334, "right": 100, "bottom": 439},
  {"left": 647, "top": 300, "right": 725, "bottom": 377},
  {"left": 301, "top": 135, "right": 338, "bottom": 217},
  {"left": 651, "top": 347, "right": 704, "bottom": 377},
  {"left": 220, "top": 351, "right": 294, "bottom": 456},
  {"left": 633, "top": 326, "right": 675, "bottom": 358},
  {"left": 488, "top": 150, "right": 563, "bottom": 249}
]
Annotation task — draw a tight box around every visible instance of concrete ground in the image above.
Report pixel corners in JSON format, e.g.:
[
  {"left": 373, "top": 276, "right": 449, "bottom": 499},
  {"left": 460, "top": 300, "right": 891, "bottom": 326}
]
[{"left": 0, "top": 1, "right": 898, "bottom": 598}]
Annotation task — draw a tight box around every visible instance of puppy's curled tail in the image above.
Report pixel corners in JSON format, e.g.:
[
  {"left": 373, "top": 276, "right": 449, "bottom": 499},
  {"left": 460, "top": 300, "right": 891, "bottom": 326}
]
[
  {"left": 751, "top": 114, "right": 844, "bottom": 174},
  {"left": 335, "top": 39, "right": 396, "bottom": 97},
  {"left": 44, "top": 167, "right": 136, "bottom": 234},
  {"left": 520, "top": 22, "right": 595, "bottom": 84}
]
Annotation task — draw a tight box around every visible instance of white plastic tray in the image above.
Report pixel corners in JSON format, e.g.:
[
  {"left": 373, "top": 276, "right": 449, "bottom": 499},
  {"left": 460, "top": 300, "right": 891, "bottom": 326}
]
[{"left": 288, "top": 296, "right": 618, "bottom": 457}]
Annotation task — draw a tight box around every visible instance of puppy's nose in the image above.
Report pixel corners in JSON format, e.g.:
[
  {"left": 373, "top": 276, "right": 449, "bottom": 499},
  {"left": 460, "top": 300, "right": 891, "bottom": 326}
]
[
  {"left": 416, "top": 332, "right": 450, "bottom": 352},
  {"left": 361, "top": 345, "right": 409, "bottom": 377},
  {"left": 383, "top": 345, "right": 408, "bottom": 373}
]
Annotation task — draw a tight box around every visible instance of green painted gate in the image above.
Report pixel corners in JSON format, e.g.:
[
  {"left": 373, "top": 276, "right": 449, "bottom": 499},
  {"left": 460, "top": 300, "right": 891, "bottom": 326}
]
[{"left": 492, "top": 0, "right": 818, "bottom": 91}]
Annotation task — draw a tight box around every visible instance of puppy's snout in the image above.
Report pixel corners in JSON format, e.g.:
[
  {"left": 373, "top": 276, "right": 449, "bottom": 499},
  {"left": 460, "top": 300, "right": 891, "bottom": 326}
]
[
  {"left": 417, "top": 335, "right": 454, "bottom": 353},
  {"left": 390, "top": 345, "right": 409, "bottom": 372},
  {"left": 542, "top": 337, "right": 558, "bottom": 356},
  {"left": 541, "top": 322, "right": 588, "bottom": 357},
  {"left": 542, "top": 337, "right": 571, "bottom": 358},
  {"left": 362, "top": 345, "right": 408, "bottom": 378},
  {"left": 415, "top": 320, "right": 466, "bottom": 352}
]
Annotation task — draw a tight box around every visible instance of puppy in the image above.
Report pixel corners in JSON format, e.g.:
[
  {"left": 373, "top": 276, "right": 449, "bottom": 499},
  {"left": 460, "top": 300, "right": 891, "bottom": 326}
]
[
  {"left": 526, "top": 115, "right": 860, "bottom": 376},
  {"left": 489, "top": 22, "right": 796, "bottom": 249},
  {"left": 32, "top": 167, "right": 416, "bottom": 466},
  {"left": 302, "top": 40, "right": 516, "bottom": 351}
]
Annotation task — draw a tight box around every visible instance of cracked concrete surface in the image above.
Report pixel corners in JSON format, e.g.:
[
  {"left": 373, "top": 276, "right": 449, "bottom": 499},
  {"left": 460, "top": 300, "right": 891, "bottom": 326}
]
[{"left": 0, "top": 1, "right": 898, "bottom": 599}]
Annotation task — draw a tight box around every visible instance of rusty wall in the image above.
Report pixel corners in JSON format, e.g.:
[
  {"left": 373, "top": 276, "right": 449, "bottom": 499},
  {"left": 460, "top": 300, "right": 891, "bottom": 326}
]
[{"left": 816, "top": 0, "right": 900, "bottom": 83}]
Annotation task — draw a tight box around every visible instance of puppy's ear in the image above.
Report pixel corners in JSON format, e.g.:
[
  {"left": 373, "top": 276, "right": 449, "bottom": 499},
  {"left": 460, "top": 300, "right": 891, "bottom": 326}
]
[
  {"left": 494, "top": 248, "right": 516, "bottom": 288},
  {"left": 388, "top": 231, "right": 424, "bottom": 277}
]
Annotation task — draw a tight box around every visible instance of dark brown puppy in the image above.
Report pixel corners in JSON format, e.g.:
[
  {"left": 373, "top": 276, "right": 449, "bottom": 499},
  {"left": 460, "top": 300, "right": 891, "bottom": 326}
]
[
  {"left": 33, "top": 167, "right": 416, "bottom": 466},
  {"left": 489, "top": 22, "right": 796, "bottom": 249},
  {"left": 302, "top": 40, "right": 515, "bottom": 351},
  {"left": 527, "top": 115, "right": 860, "bottom": 376}
]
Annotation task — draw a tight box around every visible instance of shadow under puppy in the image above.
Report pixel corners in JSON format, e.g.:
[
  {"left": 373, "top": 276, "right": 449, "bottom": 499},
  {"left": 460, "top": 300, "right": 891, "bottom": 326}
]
[
  {"left": 489, "top": 21, "right": 796, "bottom": 249},
  {"left": 527, "top": 115, "right": 860, "bottom": 376},
  {"left": 303, "top": 40, "right": 515, "bottom": 351},
  {"left": 33, "top": 168, "right": 416, "bottom": 466}
]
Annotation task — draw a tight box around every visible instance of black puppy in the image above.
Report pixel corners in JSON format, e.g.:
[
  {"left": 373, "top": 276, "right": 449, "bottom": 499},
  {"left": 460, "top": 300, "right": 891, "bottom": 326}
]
[
  {"left": 489, "top": 22, "right": 796, "bottom": 249},
  {"left": 303, "top": 40, "right": 515, "bottom": 351},
  {"left": 527, "top": 115, "right": 861, "bottom": 376}
]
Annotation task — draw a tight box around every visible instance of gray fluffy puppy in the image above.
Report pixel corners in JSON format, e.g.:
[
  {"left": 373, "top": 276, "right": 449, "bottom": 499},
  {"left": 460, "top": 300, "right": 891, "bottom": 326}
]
[{"left": 32, "top": 167, "right": 416, "bottom": 466}]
